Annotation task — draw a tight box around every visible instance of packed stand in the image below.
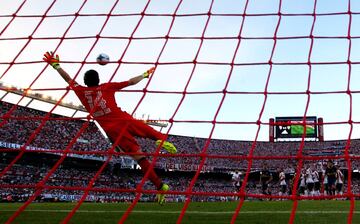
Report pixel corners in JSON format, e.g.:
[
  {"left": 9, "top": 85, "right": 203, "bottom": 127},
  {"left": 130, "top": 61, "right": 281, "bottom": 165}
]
[
  {"left": 0, "top": 101, "right": 110, "bottom": 156},
  {"left": 2, "top": 100, "right": 360, "bottom": 171},
  {"left": 1, "top": 158, "right": 358, "bottom": 203}
]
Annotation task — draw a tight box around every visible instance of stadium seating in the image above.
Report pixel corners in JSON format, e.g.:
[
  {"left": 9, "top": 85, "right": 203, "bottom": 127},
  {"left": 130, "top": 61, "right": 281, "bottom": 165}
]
[
  {"left": 1, "top": 101, "right": 358, "bottom": 202},
  {"left": 1, "top": 101, "right": 359, "bottom": 171}
]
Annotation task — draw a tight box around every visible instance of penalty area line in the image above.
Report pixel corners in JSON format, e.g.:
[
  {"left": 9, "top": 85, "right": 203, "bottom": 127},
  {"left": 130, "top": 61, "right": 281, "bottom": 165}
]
[{"left": 0, "top": 210, "right": 357, "bottom": 214}]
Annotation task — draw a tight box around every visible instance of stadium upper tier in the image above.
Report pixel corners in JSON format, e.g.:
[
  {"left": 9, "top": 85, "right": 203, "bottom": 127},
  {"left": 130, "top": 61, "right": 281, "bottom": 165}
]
[{"left": 0, "top": 101, "right": 357, "bottom": 171}]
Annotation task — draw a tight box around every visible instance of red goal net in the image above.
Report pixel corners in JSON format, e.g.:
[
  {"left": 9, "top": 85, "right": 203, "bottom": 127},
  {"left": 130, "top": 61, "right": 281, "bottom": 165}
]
[{"left": 0, "top": 0, "right": 358, "bottom": 223}]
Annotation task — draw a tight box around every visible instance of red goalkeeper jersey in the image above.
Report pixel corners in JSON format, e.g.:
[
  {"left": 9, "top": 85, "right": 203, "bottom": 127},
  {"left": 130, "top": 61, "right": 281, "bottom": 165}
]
[
  {"left": 70, "top": 80, "right": 165, "bottom": 152},
  {"left": 71, "top": 81, "right": 131, "bottom": 126}
]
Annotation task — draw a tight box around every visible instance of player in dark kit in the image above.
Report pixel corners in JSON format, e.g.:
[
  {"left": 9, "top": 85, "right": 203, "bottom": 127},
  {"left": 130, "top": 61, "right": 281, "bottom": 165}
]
[
  {"left": 325, "top": 160, "right": 337, "bottom": 196},
  {"left": 260, "top": 163, "right": 273, "bottom": 197},
  {"left": 43, "top": 51, "right": 177, "bottom": 205}
]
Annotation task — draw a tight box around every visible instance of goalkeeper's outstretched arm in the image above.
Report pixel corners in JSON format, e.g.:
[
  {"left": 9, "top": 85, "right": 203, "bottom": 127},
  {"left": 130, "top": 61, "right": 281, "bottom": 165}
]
[
  {"left": 56, "top": 67, "right": 73, "bottom": 85},
  {"left": 128, "top": 67, "right": 155, "bottom": 85},
  {"left": 43, "top": 51, "right": 76, "bottom": 85}
]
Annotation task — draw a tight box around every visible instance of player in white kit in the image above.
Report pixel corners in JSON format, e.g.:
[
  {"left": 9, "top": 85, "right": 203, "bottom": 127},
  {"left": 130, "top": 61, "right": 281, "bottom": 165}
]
[
  {"left": 232, "top": 170, "right": 242, "bottom": 200},
  {"left": 335, "top": 166, "right": 344, "bottom": 196},
  {"left": 299, "top": 169, "right": 306, "bottom": 196},
  {"left": 305, "top": 165, "right": 314, "bottom": 196},
  {"left": 278, "top": 168, "right": 287, "bottom": 198},
  {"left": 312, "top": 164, "right": 320, "bottom": 196},
  {"left": 232, "top": 170, "right": 242, "bottom": 192}
]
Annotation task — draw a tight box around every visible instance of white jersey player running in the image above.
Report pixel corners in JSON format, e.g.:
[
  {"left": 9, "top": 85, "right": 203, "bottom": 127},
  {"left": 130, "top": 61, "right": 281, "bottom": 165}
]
[
  {"left": 336, "top": 168, "right": 344, "bottom": 196},
  {"left": 312, "top": 168, "right": 320, "bottom": 196},
  {"left": 232, "top": 171, "right": 242, "bottom": 200},
  {"left": 299, "top": 170, "right": 306, "bottom": 196},
  {"left": 279, "top": 169, "right": 287, "bottom": 198},
  {"left": 306, "top": 167, "right": 314, "bottom": 196},
  {"left": 232, "top": 171, "right": 242, "bottom": 191}
]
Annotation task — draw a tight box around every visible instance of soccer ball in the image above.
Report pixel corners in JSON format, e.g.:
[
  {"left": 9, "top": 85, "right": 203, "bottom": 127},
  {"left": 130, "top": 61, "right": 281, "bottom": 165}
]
[{"left": 96, "top": 53, "right": 110, "bottom": 65}]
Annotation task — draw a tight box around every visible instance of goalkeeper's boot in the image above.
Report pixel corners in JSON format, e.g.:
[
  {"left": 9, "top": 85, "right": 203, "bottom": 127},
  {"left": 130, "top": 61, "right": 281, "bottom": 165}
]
[
  {"left": 156, "top": 140, "right": 177, "bottom": 154},
  {"left": 156, "top": 183, "right": 169, "bottom": 205}
]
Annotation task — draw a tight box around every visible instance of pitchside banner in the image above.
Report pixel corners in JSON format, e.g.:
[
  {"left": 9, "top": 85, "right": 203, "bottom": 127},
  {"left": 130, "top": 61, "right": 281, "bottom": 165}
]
[
  {"left": 158, "top": 163, "right": 214, "bottom": 172},
  {"left": 0, "top": 141, "right": 104, "bottom": 161},
  {"left": 274, "top": 116, "right": 318, "bottom": 139}
]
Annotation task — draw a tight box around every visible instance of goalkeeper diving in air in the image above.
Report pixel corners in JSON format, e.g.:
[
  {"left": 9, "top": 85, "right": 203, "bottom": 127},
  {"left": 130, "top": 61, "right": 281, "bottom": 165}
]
[{"left": 43, "top": 51, "right": 176, "bottom": 205}]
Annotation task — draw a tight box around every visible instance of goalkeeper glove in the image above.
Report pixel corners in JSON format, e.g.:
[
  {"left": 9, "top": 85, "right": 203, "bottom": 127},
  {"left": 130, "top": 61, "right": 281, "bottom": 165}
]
[
  {"left": 43, "top": 51, "right": 60, "bottom": 70},
  {"left": 142, "top": 67, "right": 155, "bottom": 78}
]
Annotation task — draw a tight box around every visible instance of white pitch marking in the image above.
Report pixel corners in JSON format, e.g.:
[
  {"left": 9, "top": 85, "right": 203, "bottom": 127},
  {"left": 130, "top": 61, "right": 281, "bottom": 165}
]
[{"left": 0, "top": 210, "right": 356, "bottom": 214}]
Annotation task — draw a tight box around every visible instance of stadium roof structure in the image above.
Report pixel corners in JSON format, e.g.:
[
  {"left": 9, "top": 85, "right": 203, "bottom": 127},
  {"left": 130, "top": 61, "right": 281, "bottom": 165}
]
[
  {"left": 0, "top": 81, "right": 86, "bottom": 117},
  {"left": 0, "top": 81, "right": 168, "bottom": 127}
]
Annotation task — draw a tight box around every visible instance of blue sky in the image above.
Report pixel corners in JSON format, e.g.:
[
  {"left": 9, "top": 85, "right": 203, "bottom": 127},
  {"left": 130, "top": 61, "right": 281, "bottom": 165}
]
[{"left": 1, "top": 0, "right": 360, "bottom": 141}]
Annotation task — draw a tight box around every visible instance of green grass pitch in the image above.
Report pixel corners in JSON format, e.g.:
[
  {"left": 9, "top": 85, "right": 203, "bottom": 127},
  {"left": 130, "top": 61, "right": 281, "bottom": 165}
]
[{"left": 0, "top": 200, "right": 358, "bottom": 223}]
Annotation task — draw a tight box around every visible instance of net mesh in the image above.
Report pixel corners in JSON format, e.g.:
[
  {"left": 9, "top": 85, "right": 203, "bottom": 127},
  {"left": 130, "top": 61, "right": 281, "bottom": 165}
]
[{"left": 0, "top": 0, "right": 358, "bottom": 223}]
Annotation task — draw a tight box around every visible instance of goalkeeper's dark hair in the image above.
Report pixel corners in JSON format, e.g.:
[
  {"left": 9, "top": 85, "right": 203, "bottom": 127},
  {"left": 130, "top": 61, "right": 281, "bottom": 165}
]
[{"left": 84, "top": 69, "right": 99, "bottom": 87}]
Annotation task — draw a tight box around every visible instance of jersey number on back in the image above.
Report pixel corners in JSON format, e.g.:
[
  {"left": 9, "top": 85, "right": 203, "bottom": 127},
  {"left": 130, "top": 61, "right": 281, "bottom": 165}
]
[{"left": 85, "top": 90, "right": 111, "bottom": 116}]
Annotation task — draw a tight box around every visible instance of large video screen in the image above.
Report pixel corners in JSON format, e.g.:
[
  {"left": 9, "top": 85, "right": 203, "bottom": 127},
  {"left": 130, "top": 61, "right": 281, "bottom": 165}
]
[{"left": 275, "top": 116, "right": 318, "bottom": 139}]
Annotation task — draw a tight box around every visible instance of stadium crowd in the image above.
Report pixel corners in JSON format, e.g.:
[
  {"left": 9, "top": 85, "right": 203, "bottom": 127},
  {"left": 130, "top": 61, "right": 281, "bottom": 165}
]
[
  {"left": 1, "top": 101, "right": 360, "bottom": 203},
  {"left": 0, "top": 160, "right": 356, "bottom": 203},
  {"left": 0, "top": 101, "right": 110, "bottom": 153},
  {"left": 1, "top": 101, "right": 359, "bottom": 171}
]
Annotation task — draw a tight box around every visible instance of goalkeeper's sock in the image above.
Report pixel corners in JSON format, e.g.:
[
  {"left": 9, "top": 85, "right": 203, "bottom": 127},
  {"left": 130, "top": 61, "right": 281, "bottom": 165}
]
[
  {"left": 138, "top": 157, "right": 162, "bottom": 189},
  {"left": 157, "top": 183, "right": 169, "bottom": 205}
]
